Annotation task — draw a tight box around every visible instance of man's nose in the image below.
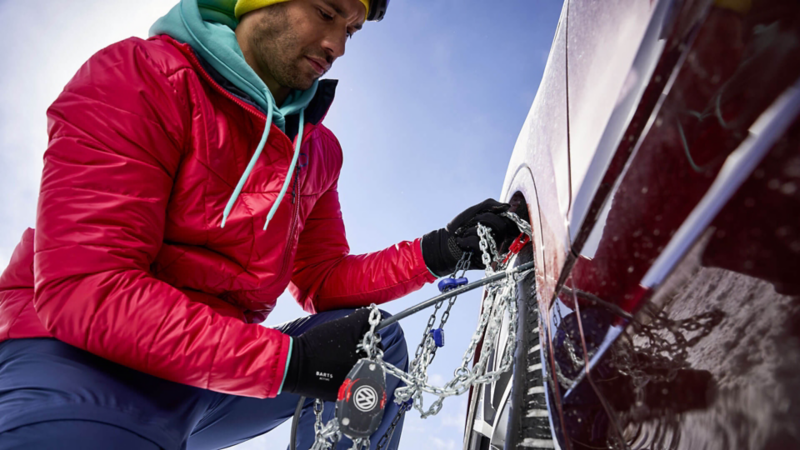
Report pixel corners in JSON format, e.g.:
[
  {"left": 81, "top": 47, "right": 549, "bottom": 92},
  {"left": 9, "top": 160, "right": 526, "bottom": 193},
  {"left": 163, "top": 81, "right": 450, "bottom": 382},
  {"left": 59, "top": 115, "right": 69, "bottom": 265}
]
[{"left": 321, "top": 30, "right": 347, "bottom": 60}]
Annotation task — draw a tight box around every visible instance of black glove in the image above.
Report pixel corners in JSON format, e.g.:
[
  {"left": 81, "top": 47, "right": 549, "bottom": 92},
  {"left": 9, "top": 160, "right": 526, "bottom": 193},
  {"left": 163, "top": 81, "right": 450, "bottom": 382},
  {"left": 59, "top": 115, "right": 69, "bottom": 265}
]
[
  {"left": 282, "top": 309, "right": 374, "bottom": 402},
  {"left": 421, "top": 199, "right": 519, "bottom": 277}
]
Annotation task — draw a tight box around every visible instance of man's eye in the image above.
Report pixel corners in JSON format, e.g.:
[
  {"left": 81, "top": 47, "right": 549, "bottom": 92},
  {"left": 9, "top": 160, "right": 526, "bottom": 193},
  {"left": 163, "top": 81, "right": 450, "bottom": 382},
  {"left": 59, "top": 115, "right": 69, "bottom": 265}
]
[{"left": 319, "top": 9, "right": 334, "bottom": 20}]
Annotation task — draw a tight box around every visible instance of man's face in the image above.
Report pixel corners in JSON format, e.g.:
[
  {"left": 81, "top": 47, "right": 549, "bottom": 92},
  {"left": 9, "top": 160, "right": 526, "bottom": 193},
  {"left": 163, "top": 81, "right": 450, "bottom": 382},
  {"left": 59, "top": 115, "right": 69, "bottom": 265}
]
[{"left": 238, "top": 0, "right": 366, "bottom": 92}]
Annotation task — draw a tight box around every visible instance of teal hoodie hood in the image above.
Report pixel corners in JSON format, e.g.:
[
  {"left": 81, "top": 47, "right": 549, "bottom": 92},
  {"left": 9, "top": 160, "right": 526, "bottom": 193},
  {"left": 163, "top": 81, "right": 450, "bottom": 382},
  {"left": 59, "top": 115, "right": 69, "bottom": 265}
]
[{"left": 150, "top": 0, "right": 319, "bottom": 231}]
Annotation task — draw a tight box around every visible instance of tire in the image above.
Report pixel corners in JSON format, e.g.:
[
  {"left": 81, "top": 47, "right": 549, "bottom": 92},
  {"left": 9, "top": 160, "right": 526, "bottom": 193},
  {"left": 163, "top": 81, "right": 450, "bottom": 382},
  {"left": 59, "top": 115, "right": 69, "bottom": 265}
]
[
  {"left": 504, "top": 245, "right": 555, "bottom": 449},
  {"left": 464, "top": 244, "right": 556, "bottom": 450}
]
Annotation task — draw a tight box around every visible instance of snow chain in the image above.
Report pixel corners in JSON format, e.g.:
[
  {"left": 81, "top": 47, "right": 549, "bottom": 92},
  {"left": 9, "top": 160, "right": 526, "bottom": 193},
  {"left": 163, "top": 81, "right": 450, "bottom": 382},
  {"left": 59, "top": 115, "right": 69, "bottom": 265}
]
[{"left": 310, "top": 212, "right": 533, "bottom": 449}]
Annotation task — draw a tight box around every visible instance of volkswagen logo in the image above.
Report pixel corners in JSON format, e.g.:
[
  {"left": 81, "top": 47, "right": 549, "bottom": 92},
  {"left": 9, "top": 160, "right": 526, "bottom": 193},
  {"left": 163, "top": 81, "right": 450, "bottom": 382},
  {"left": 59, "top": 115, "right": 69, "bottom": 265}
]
[{"left": 353, "top": 385, "right": 378, "bottom": 412}]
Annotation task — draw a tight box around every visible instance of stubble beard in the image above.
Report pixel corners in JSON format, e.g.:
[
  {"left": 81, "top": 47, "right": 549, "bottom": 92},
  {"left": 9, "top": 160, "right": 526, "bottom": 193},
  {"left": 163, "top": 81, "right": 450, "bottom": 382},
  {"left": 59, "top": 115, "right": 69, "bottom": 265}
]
[{"left": 250, "top": 9, "right": 318, "bottom": 92}]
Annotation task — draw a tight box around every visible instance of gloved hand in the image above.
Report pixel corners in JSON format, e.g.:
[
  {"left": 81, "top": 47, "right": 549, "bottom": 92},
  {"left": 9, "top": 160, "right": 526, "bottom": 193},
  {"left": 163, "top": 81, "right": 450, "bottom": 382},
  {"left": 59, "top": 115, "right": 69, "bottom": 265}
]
[
  {"left": 422, "top": 199, "right": 519, "bottom": 277},
  {"left": 282, "top": 308, "right": 374, "bottom": 402}
]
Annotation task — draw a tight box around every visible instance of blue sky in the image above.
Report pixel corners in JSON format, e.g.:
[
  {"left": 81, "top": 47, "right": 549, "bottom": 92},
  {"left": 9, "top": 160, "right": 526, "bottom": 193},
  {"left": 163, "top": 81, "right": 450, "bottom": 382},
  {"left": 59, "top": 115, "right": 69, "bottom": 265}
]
[{"left": 0, "top": 0, "right": 562, "bottom": 448}]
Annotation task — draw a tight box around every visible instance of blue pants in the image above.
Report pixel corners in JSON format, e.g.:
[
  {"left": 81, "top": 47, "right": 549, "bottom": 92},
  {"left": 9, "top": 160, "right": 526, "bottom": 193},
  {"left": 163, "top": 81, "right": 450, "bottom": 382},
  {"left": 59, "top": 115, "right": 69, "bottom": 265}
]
[{"left": 0, "top": 309, "right": 408, "bottom": 450}]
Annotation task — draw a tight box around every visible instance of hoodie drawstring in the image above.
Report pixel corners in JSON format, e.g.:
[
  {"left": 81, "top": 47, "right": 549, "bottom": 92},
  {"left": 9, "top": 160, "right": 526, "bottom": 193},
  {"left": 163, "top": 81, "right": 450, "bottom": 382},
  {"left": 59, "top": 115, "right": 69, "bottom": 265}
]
[
  {"left": 221, "top": 106, "right": 305, "bottom": 233},
  {"left": 264, "top": 109, "right": 305, "bottom": 231}
]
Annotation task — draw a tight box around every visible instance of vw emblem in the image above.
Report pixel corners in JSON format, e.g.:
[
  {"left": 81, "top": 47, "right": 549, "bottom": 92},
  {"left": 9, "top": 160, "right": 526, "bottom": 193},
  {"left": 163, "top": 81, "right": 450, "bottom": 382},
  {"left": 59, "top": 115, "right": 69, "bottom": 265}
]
[{"left": 353, "top": 385, "right": 378, "bottom": 412}]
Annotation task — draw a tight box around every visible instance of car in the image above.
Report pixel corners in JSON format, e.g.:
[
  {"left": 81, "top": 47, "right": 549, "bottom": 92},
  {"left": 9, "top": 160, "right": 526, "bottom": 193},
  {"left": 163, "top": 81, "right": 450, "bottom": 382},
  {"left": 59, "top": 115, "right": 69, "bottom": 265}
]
[{"left": 464, "top": 0, "right": 800, "bottom": 448}]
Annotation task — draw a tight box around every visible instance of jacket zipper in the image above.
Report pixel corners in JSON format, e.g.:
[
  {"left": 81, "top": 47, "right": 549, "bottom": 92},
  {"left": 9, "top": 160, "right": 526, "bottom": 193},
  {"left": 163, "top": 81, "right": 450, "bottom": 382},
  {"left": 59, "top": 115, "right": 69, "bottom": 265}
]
[
  {"left": 278, "top": 165, "right": 302, "bottom": 281},
  {"left": 291, "top": 164, "right": 299, "bottom": 205},
  {"left": 182, "top": 46, "right": 305, "bottom": 281}
]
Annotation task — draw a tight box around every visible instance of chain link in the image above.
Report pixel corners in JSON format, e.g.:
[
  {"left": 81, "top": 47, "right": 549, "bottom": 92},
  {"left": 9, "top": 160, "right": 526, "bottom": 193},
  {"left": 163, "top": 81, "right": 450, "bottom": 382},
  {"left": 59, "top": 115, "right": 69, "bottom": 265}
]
[
  {"left": 358, "top": 307, "right": 385, "bottom": 361},
  {"left": 502, "top": 211, "right": 532, "bottom": 237},
  {"left": 347, "top": 438, "right": 370, "bottom": 450},
  {"left": 311, "top": 212, "right": 533, "bottom": 447},
  {"left": 310, "top": 399, "right": 342, "bottom": 450},
  {"left": 314, "top": 399, "right": 323, "bottom": 435},
  {"left": 440, "top": 252, "right": 471, "bottom": 330}
]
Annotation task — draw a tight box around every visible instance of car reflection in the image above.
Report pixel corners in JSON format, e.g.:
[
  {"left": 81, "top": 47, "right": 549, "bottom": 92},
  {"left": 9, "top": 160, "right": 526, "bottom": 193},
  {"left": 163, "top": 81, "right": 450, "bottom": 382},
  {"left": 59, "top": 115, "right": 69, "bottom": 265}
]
[{"left": 549, "top": 301, "right": 723, "bottom": 449}]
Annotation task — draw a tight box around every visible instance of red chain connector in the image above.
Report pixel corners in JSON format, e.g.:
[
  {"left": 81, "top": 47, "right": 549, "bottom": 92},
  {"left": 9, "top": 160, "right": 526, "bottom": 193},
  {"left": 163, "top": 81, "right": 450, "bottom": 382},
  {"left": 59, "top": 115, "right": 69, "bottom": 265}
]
[{"left": 502, "top": 233, "right": 531, "bottom": 265}]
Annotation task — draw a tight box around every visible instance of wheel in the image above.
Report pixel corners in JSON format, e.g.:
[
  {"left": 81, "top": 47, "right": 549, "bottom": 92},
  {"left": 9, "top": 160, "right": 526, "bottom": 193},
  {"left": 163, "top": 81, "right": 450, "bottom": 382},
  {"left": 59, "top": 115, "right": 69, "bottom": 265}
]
[{"left": 464, "top": 242, "right": 556, "bottom": 450}]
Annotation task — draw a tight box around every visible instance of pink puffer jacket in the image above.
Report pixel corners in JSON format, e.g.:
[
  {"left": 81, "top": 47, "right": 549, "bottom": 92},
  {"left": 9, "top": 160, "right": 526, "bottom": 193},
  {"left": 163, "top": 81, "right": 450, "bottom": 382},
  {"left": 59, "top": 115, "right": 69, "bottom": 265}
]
[{"left": 0, "top": 35, "right": 434, "bottom": 398}]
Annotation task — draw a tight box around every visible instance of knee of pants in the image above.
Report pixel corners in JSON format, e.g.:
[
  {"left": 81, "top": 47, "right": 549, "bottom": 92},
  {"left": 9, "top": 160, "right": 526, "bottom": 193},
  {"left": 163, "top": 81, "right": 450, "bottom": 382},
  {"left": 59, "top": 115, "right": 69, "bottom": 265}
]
[{"left": 376, "top": 309, "right": 408, "bottom": 371}]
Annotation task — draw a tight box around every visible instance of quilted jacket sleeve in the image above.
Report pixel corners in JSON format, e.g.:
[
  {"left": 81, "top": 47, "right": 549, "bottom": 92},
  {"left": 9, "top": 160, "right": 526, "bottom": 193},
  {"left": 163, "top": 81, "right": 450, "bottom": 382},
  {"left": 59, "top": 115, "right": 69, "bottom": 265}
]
[
  {"left": 289, "top": 185, "right": 436, "bottom": 314},
  {"left": 33, "top": 38, "right": 290, "bottom": 399}
]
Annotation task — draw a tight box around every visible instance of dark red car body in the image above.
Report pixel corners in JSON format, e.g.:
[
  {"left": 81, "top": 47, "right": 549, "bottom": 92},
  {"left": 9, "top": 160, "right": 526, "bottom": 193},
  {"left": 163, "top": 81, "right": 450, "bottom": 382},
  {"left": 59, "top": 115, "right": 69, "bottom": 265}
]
[{"left": 467, "top": 0, "right": 800, "bottom": 448}]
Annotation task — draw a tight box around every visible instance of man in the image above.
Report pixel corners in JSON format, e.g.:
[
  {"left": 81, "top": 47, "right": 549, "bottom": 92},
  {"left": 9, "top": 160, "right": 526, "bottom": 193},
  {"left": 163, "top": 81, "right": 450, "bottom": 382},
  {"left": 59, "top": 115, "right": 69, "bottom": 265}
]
[{"left": 0, "top": 0, "right": 518, "bottom": 448}]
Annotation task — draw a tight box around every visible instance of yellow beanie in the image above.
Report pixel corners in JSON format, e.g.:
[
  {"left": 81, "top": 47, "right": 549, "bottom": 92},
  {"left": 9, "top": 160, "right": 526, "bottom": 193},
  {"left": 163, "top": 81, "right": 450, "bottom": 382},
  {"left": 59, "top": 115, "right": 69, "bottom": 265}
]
[{"left": 235, "top": 0, "right": 370, "bottom": 20}]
